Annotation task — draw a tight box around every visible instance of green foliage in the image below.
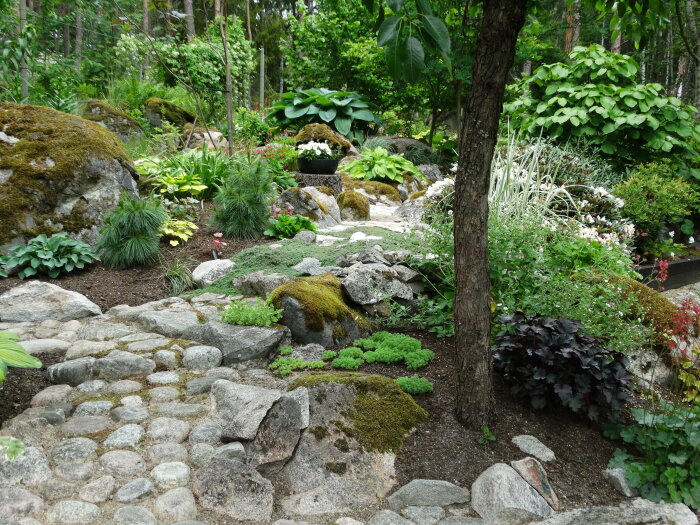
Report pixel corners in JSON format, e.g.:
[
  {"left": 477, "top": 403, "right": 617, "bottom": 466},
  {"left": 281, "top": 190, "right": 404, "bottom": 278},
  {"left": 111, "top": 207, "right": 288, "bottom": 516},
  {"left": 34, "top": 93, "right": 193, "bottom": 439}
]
[
  {"left": 506, "top": 45, "right": 700, "bottom": 170},
  {"left": 233, "top": 108, "right": 271, "bottom": 146},
  {"left": 164, "top": 258, "right": 195, "bottom": 296},
  {"left": 159, "top": 218, "right": 198, "bottom": 247},
  {"left": 96, "top": 196, "right": 167, "bottom": 269},
  {"left": 478, "top": 426, "right": 497, "bottom": 445},
  {"left": 322, "top": 350, "right": 338, "bottom": 360},
  {"left": 264, "top": 214, "right": 317, "bottom": 239},
  {"left": 0, "top": 436, "right": 26, "bottom": 460},
  {"left": 2, "top": 233, "right": 98, "bottom": 279},
  {"left": 343, "top": 147, "right": 425, "bottom": 183},
  {"left": 279, "top": 346, "right": 293, "bottom": 356},
  {"left": 138, "top": 151, "right": 211, "bottom": 200},
  {"left": 268, "top": 357, "right": 326, "bottom": 376},
  {"left": 266, "top": 88, "right": 380, "bottom": 140},
  {"left": 220, "top": 298, "right": 282, "bottom": 327},
  {"left": 396, "top": 375, "right": 434, "bottom": 394},
  {"left": 357, "top": 332, "right": 434, "bottom": 370},
  {"left": 604, "top": 402, "right": 700, "bottom": 508},
  {"left": 331, "top": 355, "right": 365, "bottom": 370},
  {"left": 210, "top": 158, "right": 277, "bottom": 239},
  {"left": 493, "top": 312, "right": 632, "bottom": 422},
  {"left": 0, "top": 331, "right": 41, "bottom": 383}
]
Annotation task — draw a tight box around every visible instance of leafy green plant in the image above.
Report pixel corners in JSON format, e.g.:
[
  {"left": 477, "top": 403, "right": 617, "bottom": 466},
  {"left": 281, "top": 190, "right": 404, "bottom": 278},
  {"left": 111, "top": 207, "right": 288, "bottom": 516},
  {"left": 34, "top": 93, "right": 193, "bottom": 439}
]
[
  {"left": 139, "top": 160, "right": 208, "bottom": 199},
  {"left": 220, "top": 298, "right": 282, "bottom": 327},
  {"left": 492, "top": 312, "right": 632, "bottom": 422},
  {"left": 96, "top": 196, "right": 168, "bottom": 269},
  {"left": 264, "top": 214, "right": 317, "bottom": 239},
  {"left": 1, "top": 233, "right": 98, "bottom": 279},
  {"left": 356, "top": 332, "right": 435, "bottom": 370},
  {"left": 0, "top": 331, "right": 41, "bottom": 383},
  {"left": 322, "top": 350, "right": 338, "bottom": 360},
  {"left": 210, "top": 158, "right": 277, "bottom": 239},
  {"left": 233, "top": 107, "right": 271, "bottom": 146},
  {"left": 478, "top": 426, "right": 497, "bottom": 445},
  {"left": 343, "top": 147, "right": 425, "bottom": 183},
  {"left": 268, "top": 357, "right": 326, "bottom": 376},
  {"left": 506, "top": 44, "right": 700, "bottom": 170},
  {"left": 159, "top": 218, "right": 198, "bottom": 247},
  {"left": 331, "top": 355, "right": 364, "bottom": 370},
  {"left": 396, "top": 375, "right": 434, "bottom": 395},
  {"left": 0, "top": 436, "right": 26, "bottom": 460},
  {"left": 279, "top": 346, "right": 293, "bottom": 356},
  {"left": 604, "top": 401, "right": 700, "bottom": 508},
  {"left": 164, "top": 258, "right": 195, "bottom": 296},
  {"left": 266, "top": 88, "right": 380, "bottom": 140}
]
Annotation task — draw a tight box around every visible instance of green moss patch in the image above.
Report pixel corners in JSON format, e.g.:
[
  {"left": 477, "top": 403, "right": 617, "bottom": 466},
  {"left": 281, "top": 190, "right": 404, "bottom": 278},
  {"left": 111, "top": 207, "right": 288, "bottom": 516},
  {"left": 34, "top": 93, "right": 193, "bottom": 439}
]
[
  {"left": 82, "top": 99, "right": 142, "bottom": 131},
  {"left": 341, "top": 175, "right": 401, "bottom": 203},
  {"left": 289, "top": 372, "right": 428, "bottom": 453},
  {"left": 337, "top": 190, "right": 370, "bottom": 219},
  {"left": 144, "top": 97, "right": 195, "bottom": 126},
  {"left": 294, "top": 123, "right": 352, "bottom": 152}
]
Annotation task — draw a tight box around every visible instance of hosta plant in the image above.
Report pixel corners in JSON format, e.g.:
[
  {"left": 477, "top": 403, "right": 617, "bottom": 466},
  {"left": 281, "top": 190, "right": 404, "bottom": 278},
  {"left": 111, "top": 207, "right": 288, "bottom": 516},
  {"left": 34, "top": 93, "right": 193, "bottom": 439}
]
[
  {"left": 492, "top": 312, "right": 632, "bottom": 422},
  {"left": 264, "top": 213, "right": 317, "bottom": 239},
  {"left": 343, "top": 147, "right": 425, "bottom": 183},
  {"left": 2, "top": 233, "right": 98, "bottom": 279},
  {"left": 0, "top": 331, "right": 41, "bottom": 383},
  {"left": 159, "top": 218, "right": 199, "bottom": 247}
]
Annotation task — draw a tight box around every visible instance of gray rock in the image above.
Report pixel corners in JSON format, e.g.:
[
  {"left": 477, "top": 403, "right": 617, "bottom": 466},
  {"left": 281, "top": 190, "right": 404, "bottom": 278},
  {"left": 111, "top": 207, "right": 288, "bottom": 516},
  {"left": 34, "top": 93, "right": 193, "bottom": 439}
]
[
  {"left": 492, "top": 508, "right": 543, "bottom": 525},
  {"left": 392, "top": 265, "right": 421, "bottom": 283},
  {"left": 0, "top": 487, "right": 44, "bottom": 520},
  {"left": 99, "top": 450, "right": 146, "bottom": 478},
  {"left": 185, "top": 376, "right": 219, "bottom": 395},
  {"left": 154, "top": 487, "right": 197, "bottom": 522},
  {"left": 292, "top": 258, "right": 341, "bottom": 276},
  {"left": 46, "top": 358, "right": 96, "bottom": 386},
  {"left": 436, "top": 518, "right": 484, "bottom": 525},
  {"left": 0, "top": 447, "right": 51, "bottom": 487},
  {"left": 76, "top": 320, "right": 134, "bottom": 341},
  {"left": 336, "top": 519, "right": 365, "bottom": 525},
  {"left": 511, "top": 457, "right": 559, "bottom": 510},
  {"left": 154, "top": 349, "right": 178, "bottom": 369},
  {"left": 149, "top": 386, "right": 179, "bottom": 403},
  {"left": 368, "top": 510, "right": 414, "bottom": 525},
  {"left": 182, "top": 345, "right": 222, "bottom": 370},
  {"left": 95, "top": 351, "right": 155, "bottom": 381},
  {"left": 192, "top": 458, "right": 273, "bottom": 523},
  {"left": 30, "top": 384, "right": 73, "bottom": 407},
  {"left": 603, "top": 468, "right": 639, "bottom": 497},
  {"left": 248, "top": 395, "right": 305, "bottom": 474},
  {"left": 148, "top": 443, "right": 188, "bottom": 465},
  {"left": 50, "top": 438, "right": 98, "bottom": 463},
  {"left": 47, "top": 500, "right": 101, "bottom": 524},
  {"left": 78, "top": 475, "right": 115, "bottom": 503},
  {"left": 284, "top": 387, "right": 310, "bottom": 429},
  {"left": 471, "top": 463, "right": 554, "bottom": 522},
  {"left": 401, "top": 506, "right": 445, "bottom": 525},
  {"left": 342, "top": 264, "right": 413, "bottom": 305},
  {"left": 120, "top": 395, "right": 143, "bottom": 407},
  {"left": 153, "top": 402, "right": 205, "bottom": 418},
  {"left": 107, "top": 379, "right": 143, "bottom": 394},
  {"left": 150, "top": 461, "right": 190, "bottom": 488},
  {"left": 192, "top": 259, "right": 235, "bottom": 287},
  {"left": 0, "top": 282, "right": 101, "bottom": 322},
  {"left": 418, "top": 164, "right": 443, "bottom": 182},
  {"left": 184, "top": 322, "right": 290, "bottom": 364},
  {"left": 60, "top": 416, "right": 111, "bottom": 437},
  {"left": 147, "top": 417, "right": 190, "bottom": 443},
  {"left": 65, "top": 340, "right": 116, "bottom": 359},
  {"left": 214, "top": 442, "right": 245, "bottom": 461},
  {"left": 189, "top": 421, "right": 223, "bottom": 445},
  {"left": 104, "top": 424, "right": 145, "bottom": 448},
  {"left": 147, "top": 371, "right": 180, "bottom": 384},
  {"left": 190, "top": 443, "right": 216, "bottom": 468},
  {"left": 54, "top": 461, "right": 95, "bottom": 482},
  {"left": 231, "top": 271, "right": 292, "bottom": 298},
  {"left": 533, "top": 498, "right": 697, "bottom": 525},
  {"left": 210, "top": 380, "right": 282, "bottom": 440},
  {"left": 20, "top": 338, "right": 71, "bottom": 355},
  {"left": 304, "top": 186, "right": 342, "bottom": 225},
  {"left": 76, "top": 380, "right": 106, "bottom": 393},
  {"left": 388, "top": 479, "right": 470, "bottom": 510},
  {"left": 18, "top": 405, "right": 67, "bottom": 426},
  {"left": 126, "top": 337, "right": 171, "bottom": 352},
  {"left": 114, "top": 505, "right": 157, "bottom": 525},
  {"left": 39, "top": 478, "right": 76, "bottom": 501},
  {"left": 294, "top": 230, "right": 317, "bottom": 243},
  {"left": 116, "top": 477, "right": 154, "bottom": 503},
  {"left": 74, "top": 400, "right": 113, "bottom": 416},
  {"left": 355, "top": 249, "right": 390, "bottom": 265},
  {"left": 137, "top": 310, "right": 201, "bottom": 338},
  {"left": 205, "top": 367, "right": 240, "bottom": 381},
  {"left": 511, "top": 435, "right": 556, "bottom": 463}
]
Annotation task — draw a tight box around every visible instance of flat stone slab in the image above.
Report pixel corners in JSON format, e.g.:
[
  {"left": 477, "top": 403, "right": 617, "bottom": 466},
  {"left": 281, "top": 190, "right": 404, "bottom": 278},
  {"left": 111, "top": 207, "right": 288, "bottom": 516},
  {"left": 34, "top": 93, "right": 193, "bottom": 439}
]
[
  {"left": 210, "top": 381, "right": 282, "bottom": 440},
  {"left": 388, "top": 479, "right": 470, "bottom": 510},
  {"left": 511, "top": 435, "right": 556, "bottom": 462}
]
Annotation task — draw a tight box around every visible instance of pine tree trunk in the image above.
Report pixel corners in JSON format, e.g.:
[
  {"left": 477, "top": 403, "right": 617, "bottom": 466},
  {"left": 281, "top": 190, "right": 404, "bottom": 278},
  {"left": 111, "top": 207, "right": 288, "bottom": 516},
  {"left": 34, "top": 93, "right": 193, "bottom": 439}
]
[
  {"left": 214, "top": 0, "right": 223, "bottom": 18},
  {"left": 184, "top": 0, "right": 195, "bottom": 41},
  {"left": 74, "top": 11, "right": 83, "bottom": 73},
  {"left": 63, "top": 3, "right": 71, "bottom": 57},
  {"left": 142, "top": 0, "right": 150, "bottom": 36},
  {"left": 454, "top": 0, "right": 527, "bottom": 429},
  {"left": 18, "top": 0, "right": 28, "bottom": 99}
]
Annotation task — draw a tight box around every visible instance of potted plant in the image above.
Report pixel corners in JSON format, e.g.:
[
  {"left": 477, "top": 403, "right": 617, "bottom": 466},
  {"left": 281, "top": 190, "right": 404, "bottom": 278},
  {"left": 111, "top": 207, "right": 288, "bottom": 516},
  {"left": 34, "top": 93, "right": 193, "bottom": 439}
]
[{"left": 296, "top": 140, "right": 343, "bottom": 174}]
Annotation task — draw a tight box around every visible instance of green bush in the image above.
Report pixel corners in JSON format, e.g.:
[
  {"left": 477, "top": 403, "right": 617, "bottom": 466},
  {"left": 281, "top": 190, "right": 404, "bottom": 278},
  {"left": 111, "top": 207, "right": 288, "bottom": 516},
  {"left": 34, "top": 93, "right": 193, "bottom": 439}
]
[
  {"left": 322, "top": 350, "right": 338, "bottom": 360},
  {"left": 1, "top": 233, "right": 98, "bottom": 279},
  {"left": 210, "top": 158, "right": 277, "bottom": 239},
  {"left": 164, "top": 258, "right": 195, "bottom": 296},
  {"left": 0, "top": 331, "right": 41, "bottom": 383},
  {"left": 264, "top": 214, "right": 317, "bottom": 239},
  {"left": 343, "top": 147, "right": 425, "bottom": 184},
  {"left": 96, "top": 196, "right": 168, "bottom": 269},
  {"left": 268, "top": 357, "right": 325, "bottom": 376},
  {"left": 220, "top": 298, "right": 282, "bottom": 327},
  {"left": 331, "top": 355, "right": 364, "bottom": 370},
  {"left": 233, "top": 108, "right": 271, "bottom": 146},
  {"left": 356, "top": 332, "right": 435, "bottom": 371},
  {"left": 396, "top": 375, "right": 434, "bottom": 394}
]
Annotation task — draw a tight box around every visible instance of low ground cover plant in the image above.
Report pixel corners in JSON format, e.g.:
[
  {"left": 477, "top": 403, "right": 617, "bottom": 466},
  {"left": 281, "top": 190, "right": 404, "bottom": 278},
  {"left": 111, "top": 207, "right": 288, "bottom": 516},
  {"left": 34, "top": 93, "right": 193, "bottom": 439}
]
[
  {"left": 0, "top": 233, "right": 98, "bottom": 279},
  {"left": 396, "top": 375, "right": 434, "bottom": 394},
  {"left": 220, "top": 298, "right": 282, "bottom": 327}
]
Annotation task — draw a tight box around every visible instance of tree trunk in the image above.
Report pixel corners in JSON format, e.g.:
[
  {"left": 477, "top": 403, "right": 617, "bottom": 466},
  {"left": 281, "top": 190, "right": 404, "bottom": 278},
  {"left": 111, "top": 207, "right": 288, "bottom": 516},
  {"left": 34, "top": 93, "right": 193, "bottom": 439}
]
[
  {"left": 684, "top": 0, "right": 700, "bottom": 113},
  {"left": 245, "top": 0, "right": 253, "bottom": 40},
  {"left": 74, "top": 11, "right": 83, "bottom": 73},
  {"left": 611, "top": 26, "right": 622, "bottom": 53},
  {"left": 214, "top": 0, "right": 223, "bottom": 18},
  {"left": 143, "top": 0, "right": 150, "bottom": 36},
  {"left": 184, "top": 0, "right": 195, "bottom": 41},
  {"left": 18, "top": 0, "right": 28, "bottom": 99},
  {"left": 454, "top": 0, "right": 527, "bottom": 429},
  {"left": 63, "top": 3, "right": 71, "bottom": 57},
  {"left": 571, "top": 0, "right": 581, "bottom": 48},
  {"left": 220, "top": 16, "right": 235, "bottom": 154}
]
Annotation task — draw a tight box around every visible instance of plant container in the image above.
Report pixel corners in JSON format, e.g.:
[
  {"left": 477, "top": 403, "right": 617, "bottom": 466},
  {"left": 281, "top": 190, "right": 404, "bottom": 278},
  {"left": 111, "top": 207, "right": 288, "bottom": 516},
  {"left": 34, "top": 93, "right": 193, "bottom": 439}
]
[{"left": 297, "top": 158, "right": 339, "bottom": 175}]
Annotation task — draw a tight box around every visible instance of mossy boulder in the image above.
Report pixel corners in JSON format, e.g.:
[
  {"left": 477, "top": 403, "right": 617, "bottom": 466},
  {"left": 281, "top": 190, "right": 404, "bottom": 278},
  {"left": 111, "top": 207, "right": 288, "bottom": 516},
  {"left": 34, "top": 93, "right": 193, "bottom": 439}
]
[
  {"left": 337, "top": 190, "right": 370, "bottom": 221},
  {"left": 81, "top": 99, "right": 143, "bottom": 142},
  {"left": 271, "top": 372, "right": 427, "bottom": 517},
  {"left": 294, "top": 123, "right": 356, "bottom": 155},
  {"left": 341, "top": 174, "right": 402, "bottom": 205},
  {"left": 143, "top": 97, "right": 195, "bottom": 127},
  {"left": 275, "top": 187, "right": 341, "bottom": 227},
  {"left": 269, "top": 273, "right": 370, "bottom": 346},
  {"left": 0, "top": 103, "right": 138, "bottom": 251},
  {"left": 182, "top": 123, "right": 228, "bottom": 151}
]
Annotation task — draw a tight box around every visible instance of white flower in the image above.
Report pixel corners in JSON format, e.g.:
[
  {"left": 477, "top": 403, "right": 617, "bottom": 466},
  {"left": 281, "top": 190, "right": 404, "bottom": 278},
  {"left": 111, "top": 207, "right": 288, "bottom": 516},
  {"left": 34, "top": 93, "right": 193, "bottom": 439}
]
[
  {"left": 450, "top": 162, "right": 458, "bottom": 173},
  {"left": 689, "top": 236, "right": 695, "bottom": 244},
  {"left": 425, "top": 253, "right": 438, "bottom": 260},
  {"left": 669, "top": 231, "right": 675, "bottom": 238}
]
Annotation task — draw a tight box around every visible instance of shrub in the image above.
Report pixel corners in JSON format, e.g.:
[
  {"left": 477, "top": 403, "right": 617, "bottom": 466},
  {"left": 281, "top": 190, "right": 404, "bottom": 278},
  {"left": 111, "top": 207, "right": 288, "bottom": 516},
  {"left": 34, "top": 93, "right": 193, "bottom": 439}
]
[
  {"left": 264, "top": 214, "right": 317, "bottom": 239},
  {"left": 210, "top": 158, "right": 277, "bottom": 239},
  {"left": 331, "top": 355, "right": 364, "bottom": 370},
  {"left": 356, "top": 332, "right": 435, "bottom": 371},
  {"left": 396, "top": 375, "right": 434, "bottom": 394},
  {"left": 604, "top": 402, "right": 700, "bottom": 508},
  {"left": 492, "top": 312, "right": 632, "bottom": 422},
  {"left": 232, "top": 107, "right": 271, "bottom": 146},
  {"left": 0, "top": 331, "right": 41, "bottom": 383},
  {"left": 268, "top": 357, "right": 325, "bottom": 376},
  {"left": 139, "top": 158, "right": 208, "bottom": 199},
  {"left": 96, "top": 196, "right": 167, "bottom": 269},
  {"left": 2, "top": 233, "right": 98, "bottom": 279},
  {"left": 322, "top": 350, "right": 338, "bottom": 360},
  {"left": 220, "top": 298, "right": 282, "bottom": 327},
  {"left": 343, "top": 147, "right": 425, "bottom": 183}
]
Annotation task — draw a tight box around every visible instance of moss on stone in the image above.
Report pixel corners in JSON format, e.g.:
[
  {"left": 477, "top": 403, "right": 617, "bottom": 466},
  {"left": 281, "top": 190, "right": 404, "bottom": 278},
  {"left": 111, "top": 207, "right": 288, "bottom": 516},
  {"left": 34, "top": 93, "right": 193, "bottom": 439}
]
[
  {"left": 294, "top": 123, "right": 352, "bottom": 152},
  {"left": 325, "top": 461, "right": 348, "bottom": 475},
  {"left": 408, "top": 190, "right": 426, "bottom": 200},
  {"left": 333, "top": 324, "right": 349, "bottom": 340},
  {"left": 0, "top": 102, "right": 136, "bottom": 247},
  {"left": 334, "top": 437, "right": 350, "bottom": 452},
  {"left": 316, "top": 186, "right": 336, "bottom": 197},
  {"left": 309, "top": 425, "right": 329, "bottom": 441},
  {"left": 82, "top": 99, "right": 141, "bottom": 130},
  {"left": 289, "top": 372, "right": 428, "bottom": 453},
  {"left": 341, "top": 175, "right": 401, "bottom": 203},
  {"left": 336, "top": 190, "right": 370, "bottom": 220},
  {"left": 280, "top": 187, "right": 329, "bottom": 219},
  {"left": 144, "top": 97, "right": 195, "bottom": 126},
  {"left": 269, "top": 274, "right": 367, "bottom": 332}
]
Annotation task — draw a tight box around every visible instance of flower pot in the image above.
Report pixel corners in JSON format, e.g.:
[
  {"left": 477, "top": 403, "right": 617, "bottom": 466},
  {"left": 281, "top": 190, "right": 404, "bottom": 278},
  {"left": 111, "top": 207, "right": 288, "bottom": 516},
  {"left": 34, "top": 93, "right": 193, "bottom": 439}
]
[{"left": 297, "top": 158, "right": 339, "bottom": 175}]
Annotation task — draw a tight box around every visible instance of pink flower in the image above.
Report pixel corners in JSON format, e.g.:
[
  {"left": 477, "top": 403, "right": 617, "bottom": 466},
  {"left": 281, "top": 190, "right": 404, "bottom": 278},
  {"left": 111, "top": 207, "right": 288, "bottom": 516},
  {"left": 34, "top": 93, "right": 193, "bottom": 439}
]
[{"left": 213, "top": 232, "right": 223, "bottom": 238}]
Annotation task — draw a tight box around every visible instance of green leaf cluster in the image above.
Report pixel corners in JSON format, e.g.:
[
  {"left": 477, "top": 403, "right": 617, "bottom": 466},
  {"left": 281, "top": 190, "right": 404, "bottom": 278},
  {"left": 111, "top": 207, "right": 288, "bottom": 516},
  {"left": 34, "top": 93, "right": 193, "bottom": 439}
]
[
  {"left": 1, "top": 233, "right": 98, "bottom": 279},
  {"left": 343, "top": 146, "right": 425, "bottom": 183},
  {"left": 395, "top": 375, "right": 434, "bottom": 394},
  {"left": 348, "top": 331, "right": 435, "bottom": 370},
  {"left": 268, "top": 357, "right": 326, "bottom": 376},
  {"left": 506, "top": 44, "right": 700, "bottom": 169},
  {"left": 0, "top": 331, "right": 41, "bottom": 383},
  {"left": 220, "top": 298, "right": 282, "bottom": 327},
  {"left": 604, "top": 402, "right": 700, "bottom": 508},
  {"left": 266, "top": 88, "right": 380, "bottom": 140},
  {"left": 264, "top": 214, "right": 318, "bottom": 239},
  {"left": 0, "top": 436, "right": 26, "bottom": 460}
]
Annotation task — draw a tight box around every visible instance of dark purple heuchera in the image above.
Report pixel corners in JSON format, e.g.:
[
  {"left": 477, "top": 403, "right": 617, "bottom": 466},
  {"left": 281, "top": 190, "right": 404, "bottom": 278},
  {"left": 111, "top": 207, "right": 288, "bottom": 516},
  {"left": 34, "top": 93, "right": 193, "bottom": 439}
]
[{"left": 492, "top": 312, "right": 632, "bottom": 422}]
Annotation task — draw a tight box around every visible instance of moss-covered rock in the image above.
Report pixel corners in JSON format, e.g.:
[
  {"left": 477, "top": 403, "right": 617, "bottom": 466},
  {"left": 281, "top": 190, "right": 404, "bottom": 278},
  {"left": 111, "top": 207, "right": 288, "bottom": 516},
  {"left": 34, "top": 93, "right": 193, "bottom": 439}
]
[
  {"left": 81, "top": 99, "right": 143, "bottom": 142},
  {"left": 0, "top": 103, "right": 138, "bottom": 251},
  {"left": 341, "top": 175, "right": 402, "bottom": 205},
  {"left": 269, "top": 273, "right": 370, "bottom": 346},
  {"left": 275, "top": 187, "right": 341, "bottom": 227},
  {"left": 337, "top": 190, "right": 370, "bottom": 221},
  {"left": 394, "top": 174, "right": 428, "bottom": 201},
  {"left": 408, "top": 190, "right": 426, "bottom": 200},
  {"left": 143, "top": 97, "right": 195, "bottom": 127},
  {"left": 181, "top": 123, "right": 228, "bottom": 151},
  {"left": 294, "top": 123, "right": 354, "bottom": 154}
]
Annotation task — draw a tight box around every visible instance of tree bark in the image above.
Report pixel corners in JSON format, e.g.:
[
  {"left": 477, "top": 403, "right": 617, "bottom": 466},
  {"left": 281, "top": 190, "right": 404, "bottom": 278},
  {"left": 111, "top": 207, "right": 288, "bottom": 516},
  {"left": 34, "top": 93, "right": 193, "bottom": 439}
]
[
  {"left": 683, "top": 0, "right": 700, "bottom": 113},
  {"left": 246, "top": 0, "right": 253, "bottom": 40},
  {"left": 143, "top": 0, "right": 150, "bottom": 36},
  {"left": 454, "top": 0, "right": 527, "bottom": 429},
  {"left": 18, "top": 0, "right": 28, "bottom": 99},
  {"left": 63, "top": 3, "right": 71, "bottom": 57},
  {"left": 74, "top": 11, "right": 83, "bottom": 73},
  {"left": 220, "top": 16, "right": 235, "bottom": 154},
  {"left": 184, "top": 0, "right": 195, "bottom": 41},
  {"left": 214, "top": 0, "right": 223, "bottom": 18}
]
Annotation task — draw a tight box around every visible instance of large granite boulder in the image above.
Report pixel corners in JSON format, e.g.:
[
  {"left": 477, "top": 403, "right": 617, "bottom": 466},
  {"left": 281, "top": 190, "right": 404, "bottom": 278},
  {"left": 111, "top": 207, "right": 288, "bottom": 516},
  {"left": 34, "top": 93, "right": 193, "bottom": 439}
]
[
  {"left": 183, "top": 322, "right": 290, "bottom": 364},
  {"left": 534, "top": 498, "right": 697, "bottom": 525},
  {"left": 143, "top": 98, "right": 195, "bottom": 128},
  {"left": 81, "top": 99, "right": 143, "bottom": 142},
  {"left": 181, "top": 123, "right": 228, "bottom": 151},
  {"left": 0, "top": 281, "right": 101, "bottom": 322},
  {"left": 0, "top": 103, "right": 138, "bottom": 251},
  {"left": 275, "top": 187, "right": 341, "bottom": 227}
]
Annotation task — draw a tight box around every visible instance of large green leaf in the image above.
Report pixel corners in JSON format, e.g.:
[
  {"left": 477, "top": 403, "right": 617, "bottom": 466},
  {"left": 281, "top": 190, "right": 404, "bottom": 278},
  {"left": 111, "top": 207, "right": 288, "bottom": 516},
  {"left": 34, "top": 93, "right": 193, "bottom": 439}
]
[
  {"left": 352, "top": 109, "right": 376, "bottom": 121},
  {"left": 422, "top": 15, "right": 450, "bottom": 54},
  {"left": 415, "top": 0, "right": 433, "bottom": 15},
  {"left": 319, "top": 108, "right": 337, "bottom": 123},
  {"left": 385, "top": 38, "right": 403, "bottom": 80},
  {"left": 387, "top": 0, "right": 404, "bottom": 12},
  {"left": 0, "top": 331, "right": 41, "bottom": 369},
  {"left": 378, "top": 16, "right": 400, "bottom": 47},
  {"left": 334, "top": 116, "right": 352, "bottom": 136},
  {"left": 284, "top": 105, "right": 310, "bottom": 119},
  {"left": 402, "top": 37, "right": 425, "bottom": 83}
]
